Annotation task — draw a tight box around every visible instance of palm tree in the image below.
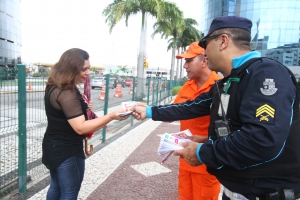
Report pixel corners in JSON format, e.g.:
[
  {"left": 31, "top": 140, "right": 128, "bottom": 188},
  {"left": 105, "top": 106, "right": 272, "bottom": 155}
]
[
  {"left": 102, "top": 0, "right": 182, "bottom": 99},
  {"left": 166, "top": 38, "right": 180, "bottom": 80},
  {"left": 91, "top": 66, "right": 98, "bottom": 76},
  {"left": 110, "top": 72, "right": 119, "bottom": 76},
  {"left": 179, "top": 18, "right": 201, "bottom": 47},
  {"left": 118, "top": 65, "right": 128, "bottom": 75},
  {"left": 151, "top": 8, "right": 185, "bottom": 80}
]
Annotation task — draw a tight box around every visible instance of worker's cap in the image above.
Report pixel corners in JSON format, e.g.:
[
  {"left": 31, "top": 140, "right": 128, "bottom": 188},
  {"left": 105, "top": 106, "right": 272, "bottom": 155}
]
[{"left": 176, "top": 42, "right": 205, "bottom": 59}]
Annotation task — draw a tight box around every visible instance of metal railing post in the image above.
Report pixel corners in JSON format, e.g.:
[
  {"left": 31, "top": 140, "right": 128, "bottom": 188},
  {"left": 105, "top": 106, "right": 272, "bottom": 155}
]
[
  {"left": 102, "top": 74, "right": 110, "bottom": 142},
  {"left": 17, "top": 64, "right": 27, "bottom": 193},
  {"left": 159, "top": 80, "right": 162, "bottom": 103},
  {"left": 131, "top": 77, "right": 136, "bottom": 126},
  {"left": 147, "top": 78, "right": 150, "bottom": 105},
  {"left": 151, "top": 80, "right": 155, "bottom": 105},
  {"left": 0, "top": 71, "right": 2, "bottom": 88},
  {"left": 156, "top": 79, "right": 159, "bottom": 105},
  {"left": 132, "top": 77, "right": 136, "bottom": 101}
]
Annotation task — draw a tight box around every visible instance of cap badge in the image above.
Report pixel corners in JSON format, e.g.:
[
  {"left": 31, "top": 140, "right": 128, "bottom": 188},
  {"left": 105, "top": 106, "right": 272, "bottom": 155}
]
[{"left": 260, "top": 79, "right": 277, "bottom": 96}]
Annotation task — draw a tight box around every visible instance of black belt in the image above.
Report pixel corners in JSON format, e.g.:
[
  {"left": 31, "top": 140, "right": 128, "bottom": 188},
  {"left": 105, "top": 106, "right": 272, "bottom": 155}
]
[
  {"left": 265, "top": 188, "right": 295, "bottom": 200},
  {"left": 224, "top": 188, "right": 297, "bottom": 200}
]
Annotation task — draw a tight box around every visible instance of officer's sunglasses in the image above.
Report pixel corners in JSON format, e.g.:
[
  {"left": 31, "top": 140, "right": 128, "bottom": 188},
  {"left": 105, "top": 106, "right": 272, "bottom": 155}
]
[{"left": 198, "top": 33, "right": 231, "bottom": 49}]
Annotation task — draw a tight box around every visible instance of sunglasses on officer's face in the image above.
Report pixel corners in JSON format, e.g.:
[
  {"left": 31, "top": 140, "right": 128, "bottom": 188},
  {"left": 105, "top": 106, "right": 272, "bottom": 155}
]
[{"left": 198, "top": 33, "right": 231, "bottom": 49}]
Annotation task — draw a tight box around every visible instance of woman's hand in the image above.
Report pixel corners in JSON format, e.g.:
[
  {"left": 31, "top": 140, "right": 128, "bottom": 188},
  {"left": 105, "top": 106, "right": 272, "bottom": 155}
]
[
  {"left": 68, "top": 109, "right": 131, "bottom": 135},
  {"left": 111, "top": 109, "right": 131, "bottom": 121}
]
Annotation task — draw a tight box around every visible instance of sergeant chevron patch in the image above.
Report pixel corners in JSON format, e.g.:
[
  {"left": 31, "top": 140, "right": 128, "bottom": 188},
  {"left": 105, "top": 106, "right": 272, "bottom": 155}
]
[{"left": 255, "top": 104, "right": 275, "bottom": 123}]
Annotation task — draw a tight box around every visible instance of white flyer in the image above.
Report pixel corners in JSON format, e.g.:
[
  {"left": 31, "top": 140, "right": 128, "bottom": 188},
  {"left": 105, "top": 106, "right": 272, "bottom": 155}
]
[
  {"left": 158, "top": 129, "right": 192, "bottom": 156},
  {"left": 116, "top": 101, "right": 139, "bottom": 116},
  {"left": 116, "top": 111, "right": 133, "bottom": 116},
  {"left": 122, "top": 101, "right": 138, "bottom": 111}
]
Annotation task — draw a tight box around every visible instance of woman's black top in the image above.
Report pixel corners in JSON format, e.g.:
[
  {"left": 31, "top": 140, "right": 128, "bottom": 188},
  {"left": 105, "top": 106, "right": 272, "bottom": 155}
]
[{"left": 42, "top": 86, "right": 88, "bottom": 169}]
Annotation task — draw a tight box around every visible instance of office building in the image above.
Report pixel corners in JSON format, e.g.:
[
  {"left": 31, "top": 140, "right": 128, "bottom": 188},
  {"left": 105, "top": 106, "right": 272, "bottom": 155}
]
[
  {"left": 200, "top": 0, "right": 300, "bottom": 75},
  {"left": 0, "top": 0, "right": 22, "bottom": 70}
]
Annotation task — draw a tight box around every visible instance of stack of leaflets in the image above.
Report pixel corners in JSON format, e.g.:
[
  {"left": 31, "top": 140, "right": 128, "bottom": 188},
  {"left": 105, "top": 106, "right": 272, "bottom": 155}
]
[
  {"left": 117, "top": 101, "right": 138, "bottom": 116},
  {"left": 158, "top": 129, "right": 192, "bottom": 163}
]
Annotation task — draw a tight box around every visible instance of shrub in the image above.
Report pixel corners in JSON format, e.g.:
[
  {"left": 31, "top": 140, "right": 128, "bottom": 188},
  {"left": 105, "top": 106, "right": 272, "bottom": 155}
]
[
  {"left": 180, "top": 76, "right": 188, "bottom": 85},
  {"left": 32, "top": 72, "right": 41, "bottom": 77},
  {"left": 172, "top": 86, "right": 182, "bottom": 96}
]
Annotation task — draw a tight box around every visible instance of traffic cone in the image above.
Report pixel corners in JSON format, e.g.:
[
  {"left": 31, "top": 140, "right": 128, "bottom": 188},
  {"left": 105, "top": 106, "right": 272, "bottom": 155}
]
[
  {"left": 128, "top": 82, "right": 133, "bottom": 94},
  {"left": 114, "top": 83, "right": 123, "bottom": 98},
  {"left": 98, "top": 84, "right": 106, "bottom": 100},
  {"left": 27, "top": 82, "right": 32, "bottom": 90}
]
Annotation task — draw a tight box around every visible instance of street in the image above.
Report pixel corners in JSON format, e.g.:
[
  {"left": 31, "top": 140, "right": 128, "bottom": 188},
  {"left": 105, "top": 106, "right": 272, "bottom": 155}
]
[{"left": 0, "top": 85, "right": 135, "bottom": 111}]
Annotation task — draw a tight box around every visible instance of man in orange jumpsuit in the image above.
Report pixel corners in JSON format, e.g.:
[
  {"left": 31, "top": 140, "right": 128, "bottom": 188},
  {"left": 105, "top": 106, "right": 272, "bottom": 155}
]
[{"left": 174, "top": 42, "right": 222, "bottom": 200}]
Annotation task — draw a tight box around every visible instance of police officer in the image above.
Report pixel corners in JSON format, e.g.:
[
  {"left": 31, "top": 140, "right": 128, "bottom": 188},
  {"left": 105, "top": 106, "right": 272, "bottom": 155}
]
[{"left": 132, "top": 16, "right": 300, "bottom": 200}]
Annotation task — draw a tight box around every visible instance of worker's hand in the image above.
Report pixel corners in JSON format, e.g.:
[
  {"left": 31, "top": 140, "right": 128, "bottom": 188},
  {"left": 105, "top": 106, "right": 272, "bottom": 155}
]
[
  {"left": 131, "top": 105, "right": 147, "bottom": 120},
  {"left": 173, "top": 141, "right": 202, "bottom": 166}
]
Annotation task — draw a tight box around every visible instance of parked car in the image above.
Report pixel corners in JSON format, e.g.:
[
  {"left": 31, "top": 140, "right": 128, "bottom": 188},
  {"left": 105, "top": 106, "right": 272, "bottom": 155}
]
[
  {"left": 112, "top": 77, "right": 125, "bottom": 88},
  {"left": 110, "top": 77, "right": 116, "bottom": 88},
  {"left": 125, "top": 78, "right": 133, "bottom": 87},
  {"left": 90, "top": 77, "right": 114, "bottom": 89},
  {"left": 109, "top": 78, "right": 116, "bottom": 89}
]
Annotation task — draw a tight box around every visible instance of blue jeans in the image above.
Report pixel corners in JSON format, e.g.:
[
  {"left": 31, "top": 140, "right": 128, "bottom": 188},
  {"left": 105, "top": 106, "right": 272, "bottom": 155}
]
[{"left": 47, "top": 156, "right": 85, "bottom": 200}]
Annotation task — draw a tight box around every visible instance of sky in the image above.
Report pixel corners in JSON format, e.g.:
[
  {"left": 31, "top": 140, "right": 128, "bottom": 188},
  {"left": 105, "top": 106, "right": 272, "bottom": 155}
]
[{"left": 21, "top": 0, "right": 202, "bottom": 71}]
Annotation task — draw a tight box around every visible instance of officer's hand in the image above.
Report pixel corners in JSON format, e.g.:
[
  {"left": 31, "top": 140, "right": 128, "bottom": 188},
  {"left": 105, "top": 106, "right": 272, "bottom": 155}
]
[
  {"left": 136, "top": 102, "right": 148, "bottom": 107},
  {"left": 131, "top": 105, "right": 147, "bottom": 120},
  {"left": 173, "top": 142, "right": 202, "bottom": 166},
  {"left": 185, "top": 135, "right": 208, "bottom": 143}
]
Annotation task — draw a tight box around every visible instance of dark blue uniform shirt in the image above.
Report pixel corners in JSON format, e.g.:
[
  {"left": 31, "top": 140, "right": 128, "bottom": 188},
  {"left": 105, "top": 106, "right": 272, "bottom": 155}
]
[{"left": 147, "top": 52, "right": 300, "bottom": 198}]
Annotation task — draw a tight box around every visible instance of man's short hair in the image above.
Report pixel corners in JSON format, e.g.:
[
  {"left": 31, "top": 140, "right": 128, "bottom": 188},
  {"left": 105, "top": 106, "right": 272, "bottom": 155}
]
[
  {"left": 214, "top": 28, "right": 251, "bottom": 50},
  {"left": 197, "top": 54, "right": 205, "bottom": 60}
]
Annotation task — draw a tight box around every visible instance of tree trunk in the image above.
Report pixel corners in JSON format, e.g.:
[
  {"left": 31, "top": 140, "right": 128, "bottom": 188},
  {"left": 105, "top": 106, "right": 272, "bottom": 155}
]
[
  {"left": 176, "top": 48, "right": 180, "bottom": 80},
  {"left": 180, "top": 47, "right": 186, "bottom": 79},
  {"left": 136, "top": 12, "right": 147, "bottom": 100},
  {"left": 179, "top": 48, "right": 183, "bottom": 79},
  {"left": 170, "top": 48, "right": 175, "bottom": 80}
]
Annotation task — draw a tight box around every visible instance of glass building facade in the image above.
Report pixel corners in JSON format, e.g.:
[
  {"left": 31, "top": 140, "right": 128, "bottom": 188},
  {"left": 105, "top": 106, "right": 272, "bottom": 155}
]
[
  {"left": 200, "top": 0, "right": 300, "bottom": 68},
  {"left": 0, "top": 0, "right": 22, "bottom": 67}
]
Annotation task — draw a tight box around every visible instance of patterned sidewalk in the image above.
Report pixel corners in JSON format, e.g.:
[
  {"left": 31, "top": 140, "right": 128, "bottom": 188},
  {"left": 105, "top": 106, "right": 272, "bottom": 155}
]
[
  {"left": 86, "top": 121, "right": 181, "bottom": 200},
  {"left": 8, "top": 120, "right": 187, "bottom": 200}
]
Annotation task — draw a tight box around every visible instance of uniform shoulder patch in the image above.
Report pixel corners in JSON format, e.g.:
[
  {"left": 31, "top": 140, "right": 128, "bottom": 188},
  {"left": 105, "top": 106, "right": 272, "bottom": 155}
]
[
  {"left": 255, "top": 104, "right": 275, "bottom": 123},
  {"left": 260, "top": 79, "right": 277, "bottom": 96}
]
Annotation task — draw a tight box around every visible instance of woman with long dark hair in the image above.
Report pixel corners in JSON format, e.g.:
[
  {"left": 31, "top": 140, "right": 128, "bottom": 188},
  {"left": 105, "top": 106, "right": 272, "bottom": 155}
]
[{"left": 43, "top": 48, "right": 126, "bottom": 199}]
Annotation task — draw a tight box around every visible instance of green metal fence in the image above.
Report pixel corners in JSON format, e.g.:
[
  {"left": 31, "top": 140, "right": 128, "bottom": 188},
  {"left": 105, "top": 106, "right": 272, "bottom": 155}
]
[
  {"left": 0, "top": 72, "right": 19, "bottom": 198},
  {"left": 0, "top": 65, "right": 178, "bottom": 197}
]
